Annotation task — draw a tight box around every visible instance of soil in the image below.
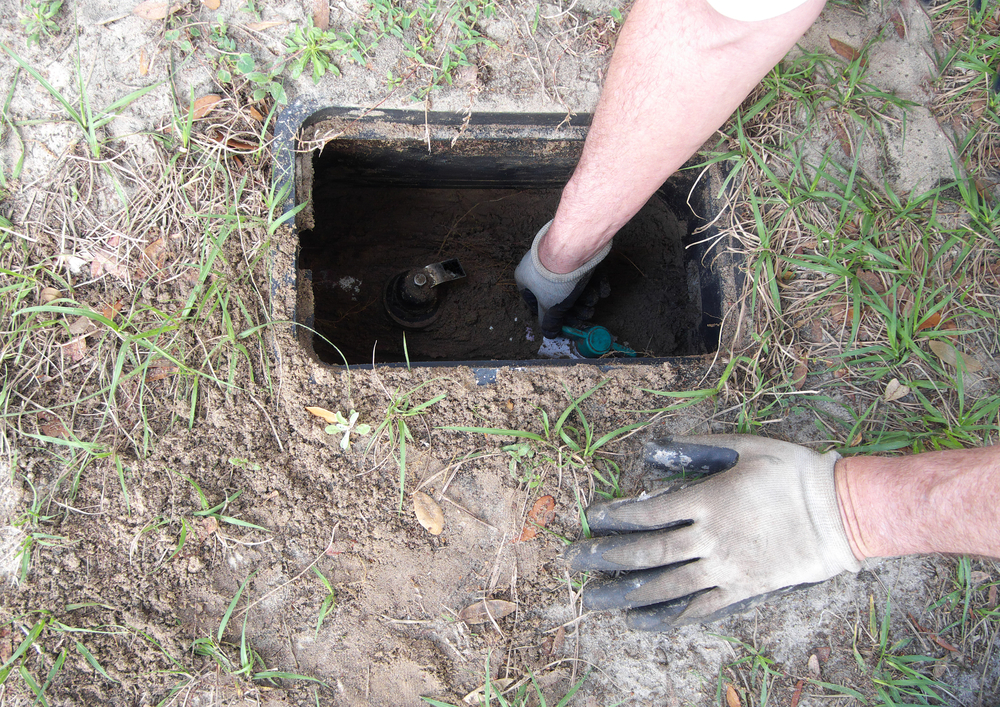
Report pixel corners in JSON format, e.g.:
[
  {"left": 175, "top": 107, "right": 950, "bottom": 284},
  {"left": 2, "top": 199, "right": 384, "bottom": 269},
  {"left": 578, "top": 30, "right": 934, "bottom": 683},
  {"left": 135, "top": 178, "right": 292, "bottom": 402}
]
[
  {"left": 300, "top": 183, "right": 700, "bottom": 363},
  {"left": 1, "top": 0, "right": 997, "bottom": 706}
]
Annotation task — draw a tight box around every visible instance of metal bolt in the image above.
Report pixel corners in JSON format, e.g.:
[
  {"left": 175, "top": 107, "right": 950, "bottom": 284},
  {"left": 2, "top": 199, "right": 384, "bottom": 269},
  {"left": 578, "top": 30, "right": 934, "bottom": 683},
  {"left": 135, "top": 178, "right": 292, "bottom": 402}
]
[{"left": 412, "top": 273, "right": 428, "bottom": 286}]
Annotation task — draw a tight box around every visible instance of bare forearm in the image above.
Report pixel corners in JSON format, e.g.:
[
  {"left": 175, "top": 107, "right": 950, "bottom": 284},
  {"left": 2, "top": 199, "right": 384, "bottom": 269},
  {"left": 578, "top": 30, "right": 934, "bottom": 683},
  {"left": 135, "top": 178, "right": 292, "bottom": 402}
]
[
  {"left": 540, "top": 0, "right": 826, "bottom": 273},
  {"left": 836, "top": 446, "right": 1000, "bottom": 560}
]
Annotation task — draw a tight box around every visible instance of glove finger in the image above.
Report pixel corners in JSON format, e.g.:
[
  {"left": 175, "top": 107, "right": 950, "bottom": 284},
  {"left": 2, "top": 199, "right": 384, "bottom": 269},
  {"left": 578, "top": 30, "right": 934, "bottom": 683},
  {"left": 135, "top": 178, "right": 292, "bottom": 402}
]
[
  {"left": 643, "top": 436, "right": 739, "bottom": 475},
  {"left": 582, "top": 559, "right": 711, "bottom": 611},
  {"left": 676, "top": 580, "right": 822, "bottom": 626},
  {"left": 520, "top": 288, "right": 541, "bottom": 320},
  {"left": 564, "top": 525, "right": 700, "bottom": 571},
  {"left": 625, "top": 595, "right": 701, "bottom": 631},
  {"left": 585, "top": 483, "right": 707, "bottom": 534}
]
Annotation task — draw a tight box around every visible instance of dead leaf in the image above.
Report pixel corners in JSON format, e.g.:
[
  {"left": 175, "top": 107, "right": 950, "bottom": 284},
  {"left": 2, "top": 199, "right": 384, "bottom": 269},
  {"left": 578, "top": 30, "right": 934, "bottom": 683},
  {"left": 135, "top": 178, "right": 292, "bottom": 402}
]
[
  {"left": 132, "top": 0, "right": 182, "bottom": 20},
  {"left": 989, "top": 584, "right": 997, "bottom": 607},
  {"left": 831, "top": 117, "right": 852, "bottom": 157},
  {"left": 790, "top": 679, "right": 805, "bottom": 707},
  {"left": 201, "top": 0, "right": 221, "bottom": 8},
  {"left": 197, "top": 516, "right": 219, "bottom": 539},
  {"left": 829, "top": 36, "right": 862, "bottom": 63},
  {"left": 916, "top": 312, "right": 941, "bottom": 332},
  {"left": 516, "top": 495, "right": 556, "bottom": 542},
  {"left": 305, "top": 406, "right": 339, "bottom": 424},
  {"left": 39, "top": 416, "right": 69, "bottom": 438},
  {"left": 226, "top": 137, "right": 256, "bottom": 151},
  {"left": 889, "top": 10, "right": 905, "bottom": 38},
  {"left": 883, "top": 378, "right": 910, "bottom": 402},
  {"left": 313, "top": 0, "right": 330, "bottom": 30},
  {"left": 139, "top": 47, "right": 149, "bottom": 76},
  {"left": 192, "top": 94, "right": 222, "bottom": 119},
  {"left": 725, "top": 683, "right": 741, "bottom": 707},
  {"left": 143, "top": 237, "right": 168, "bottom": 268},
  {"left": 102, "top": 299, "right": 124, "bottom": 321},
  {"left": 969, "top": 570, "right": 990, "bottom": 586},
  {"left": 62, "top": 337, "right": 87, "bottom": 362},
  {"left": 459, "top": 599, "right": 517, "bottom": 625},
  {"left": 146, "top": 362, "right": 180, "bottom": 382},
  {"left": 928, "top": 340, "right": 983, "bottom": 372},
  {"left": 807, "top": 653, "right": 821, "bottom": 679},
  {"left": 40, "top": 287, "right": 60, "bottom": 303},
  {"left": 245, "top": 20, "right": 285, "bottom": 31},
  {"left": 856, "top": 270, "right": 885, "bottom": 294},
  {"left": 791, "top": 359, "right": 808, "bottom": 390},
  {"left": 550, "top": 626, "right": 565, "bottom": 655},
  {"left": 413, "top": 491, "right": 444, "bottom": 535},
  {"left": 248, "top": 106, "right": 265, "bottom": 122},
  {"left": 90, "top": 250, "right": 126, "bottom": 279},
  {"left": 813, "top": 646, "right": 831, "bottom": 662},
  {"left": 68, "top": 316, "right": 97, "bottom": 337}
]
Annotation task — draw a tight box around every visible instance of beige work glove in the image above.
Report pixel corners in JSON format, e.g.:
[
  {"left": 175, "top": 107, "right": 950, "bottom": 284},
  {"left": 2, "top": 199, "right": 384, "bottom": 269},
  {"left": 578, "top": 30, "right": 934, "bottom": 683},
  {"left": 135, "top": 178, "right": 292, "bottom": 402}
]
[
  {"left": 514, "top": 220, "right": 612, "bottom": 338},
  {"left": 564, "top": 435, "right": 862, "bottom": 630}
]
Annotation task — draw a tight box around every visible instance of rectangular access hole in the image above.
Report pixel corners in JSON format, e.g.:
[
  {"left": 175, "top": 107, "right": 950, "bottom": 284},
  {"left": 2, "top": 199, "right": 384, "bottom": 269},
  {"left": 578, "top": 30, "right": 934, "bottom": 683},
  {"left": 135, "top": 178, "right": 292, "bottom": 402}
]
[{"left": 294, "top": 110, "right": 727, "bottom": 366}]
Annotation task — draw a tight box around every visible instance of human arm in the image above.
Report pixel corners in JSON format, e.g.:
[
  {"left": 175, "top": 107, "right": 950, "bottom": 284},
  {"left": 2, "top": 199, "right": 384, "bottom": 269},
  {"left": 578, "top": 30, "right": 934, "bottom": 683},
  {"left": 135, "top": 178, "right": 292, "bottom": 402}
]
[
  {"left": 837, "top": 446, "right": 1000, "bottom": 560},
  {"left": 566, "top": 436, "right": 1000, "bottom": 630},
  {"left": 538, "top": 0, "right": 827, "bottom": 273}
]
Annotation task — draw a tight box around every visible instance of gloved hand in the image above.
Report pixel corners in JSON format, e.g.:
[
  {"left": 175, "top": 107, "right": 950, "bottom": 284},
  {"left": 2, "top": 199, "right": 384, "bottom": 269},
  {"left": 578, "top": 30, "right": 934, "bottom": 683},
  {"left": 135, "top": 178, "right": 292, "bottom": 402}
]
[
  {"left": 514, "top": 221, "right": 612, "bottom": 338},
  {"left": 564, "top": 435, "right": 861, "bottom": 630}
]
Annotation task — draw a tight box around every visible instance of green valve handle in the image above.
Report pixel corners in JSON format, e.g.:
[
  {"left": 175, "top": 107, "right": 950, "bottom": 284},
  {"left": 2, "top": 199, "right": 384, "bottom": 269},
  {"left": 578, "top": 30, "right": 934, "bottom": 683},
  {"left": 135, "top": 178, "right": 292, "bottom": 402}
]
[{"left": 561, "top": 326, "right": 637, "bottom": 358}]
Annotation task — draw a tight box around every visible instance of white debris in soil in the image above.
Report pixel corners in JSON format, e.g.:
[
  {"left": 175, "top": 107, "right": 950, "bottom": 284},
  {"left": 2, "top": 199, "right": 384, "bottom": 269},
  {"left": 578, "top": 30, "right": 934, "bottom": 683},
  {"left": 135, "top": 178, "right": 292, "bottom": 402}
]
[
  {"left": 537, "top": 336, "right": 582, "bottom": 359},
  {"left": 336, "top": 276, "right": 361, "bottom": 300}
]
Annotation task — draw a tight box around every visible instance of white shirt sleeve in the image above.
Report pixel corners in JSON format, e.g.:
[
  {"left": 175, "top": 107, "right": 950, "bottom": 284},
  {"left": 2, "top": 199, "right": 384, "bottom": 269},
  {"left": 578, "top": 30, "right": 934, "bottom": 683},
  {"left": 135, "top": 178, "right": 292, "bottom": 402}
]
[{"left": 705, "top": 0, "right": 812, "bottom": 22}]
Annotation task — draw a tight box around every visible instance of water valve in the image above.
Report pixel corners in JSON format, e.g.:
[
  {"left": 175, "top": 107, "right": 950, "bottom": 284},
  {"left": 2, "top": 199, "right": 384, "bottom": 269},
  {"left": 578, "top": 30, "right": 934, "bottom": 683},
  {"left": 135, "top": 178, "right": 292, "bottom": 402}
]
[{"left": 383, "top": 258, "right": 466, "bottom": 329}]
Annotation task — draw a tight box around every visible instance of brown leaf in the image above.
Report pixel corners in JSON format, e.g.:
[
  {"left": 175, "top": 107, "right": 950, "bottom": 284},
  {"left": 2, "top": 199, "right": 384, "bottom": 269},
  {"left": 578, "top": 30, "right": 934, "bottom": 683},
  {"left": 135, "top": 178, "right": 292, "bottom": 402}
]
[
  {"left": 101, "top": 299, "right": 124, "bottom": 321},
  {"left": 516, "top": 495, "right": 556, "bottom": 542},
  {"left": 192, "top": 94, "right": 222, "bottom": 119},
  {"left": 143, "top": 237, "right": 168, "bottom": 268},
  {"left": 813, "top": 646, "right": 832, "bottom": 662},
  {"left": 883, "top": 378, "right": 910, "bottom": 402},
  {"left": 459, "top": 599, "right": 516, "bottom": 625},
  {"left": 40, "top": 287, "right": 60, "bottom": 303},
  {"left": 139, "top": 47, "right": 149, "bottom": 76},
  {"left": 248, "top": 106, "right": 265, "bottom": 122},
  {"left": 146, "top": 362, "right": 180, "bottom": 382},
  {"left": 989, "top": 584, "right": 997, "bottom": 607},
  {"left": 413, "top": 491, "right": 444, "bottom": 535},
  {"left": 39, "top": 415, "right": 70, "bottom": 438},
  {"left": 132, "top": 0, "right": 182, "bottom": 20},
  {"left": 790, "top": 679, "right": 805, "bottom": 707},
  {"left": 928, "top": 340, "right": 983, "bottom": 372},
  {"left": 889, "top": 10, "right": 906, "bottom": 38},
  {"left": 791, "top": 359, "right": 808, "bottom": 390},
  {"left": 831, "top": 118, "right": 852, "bottom": 157},
  {"left": 68, "top": 316, "right": 97, "bottom": 337},
  {"left": 969, "top": 570, "right": 990, "bottom": 585},
  {"left": 305, "top": 406, "right": 339, "bottom": 424},
  {"left": 916, "top": 312, "right": 941, "bottom": 332},
  {"left": 313, "top": 0, "right": 330, "bottom": 30},
  {"left": 856, "top": 270, "right": 885, "bottom": 294},
  {"left": 245, "top": 20, "right": 285, "bottom": 31},
  {"left": 61, "top": 335, "right": 87, "bottom": 361},
  {"left": 201, "top": 0, "right": 221, "bottom": 8},
  {"left": 807, "top": 653, "right": 821, "bottom": 679},
  {"left": 726, "top": 684, "right": 741, "bottom": 707},
  {"left": 829, "top": 36, "right": 862, "bottom": 63}
]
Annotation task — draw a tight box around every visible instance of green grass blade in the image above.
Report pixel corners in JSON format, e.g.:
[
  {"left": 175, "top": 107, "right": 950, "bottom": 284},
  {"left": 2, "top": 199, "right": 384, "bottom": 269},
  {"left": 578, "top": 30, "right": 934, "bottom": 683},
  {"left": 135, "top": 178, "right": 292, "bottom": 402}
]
[
  {"left": 219, "top": 570, "right": 257, "bottom": 641},
  {"left": 75, "top": 641, "right": 119, "bottom": 683}
]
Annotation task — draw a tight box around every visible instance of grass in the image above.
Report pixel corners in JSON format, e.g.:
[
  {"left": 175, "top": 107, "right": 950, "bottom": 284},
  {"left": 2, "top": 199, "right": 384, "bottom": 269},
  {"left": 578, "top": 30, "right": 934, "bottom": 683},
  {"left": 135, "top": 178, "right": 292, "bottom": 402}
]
[
  {"left": 421, "top": 652, "right": 592, "bottom": 707},
  {"left": 441, "top": 379, "right": 650, "bottom": 500}
]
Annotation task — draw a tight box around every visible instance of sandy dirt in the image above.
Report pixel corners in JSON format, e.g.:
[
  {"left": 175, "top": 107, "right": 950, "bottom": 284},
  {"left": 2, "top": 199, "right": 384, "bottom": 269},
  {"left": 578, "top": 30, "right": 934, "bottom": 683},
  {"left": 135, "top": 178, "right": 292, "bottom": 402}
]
[{"left": 1, "top": 0, "right": 997, "bottom": 705}]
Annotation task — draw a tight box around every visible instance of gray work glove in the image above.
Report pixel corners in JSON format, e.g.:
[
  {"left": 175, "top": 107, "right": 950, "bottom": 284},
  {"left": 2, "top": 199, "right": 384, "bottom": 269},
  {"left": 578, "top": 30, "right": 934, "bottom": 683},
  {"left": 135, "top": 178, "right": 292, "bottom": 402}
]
[
  {"left": 514, "top": 221, "right": 612, "bottom": 338},
  {"left": 565, "top": 435, "right": 862, "bottom": 630}
]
